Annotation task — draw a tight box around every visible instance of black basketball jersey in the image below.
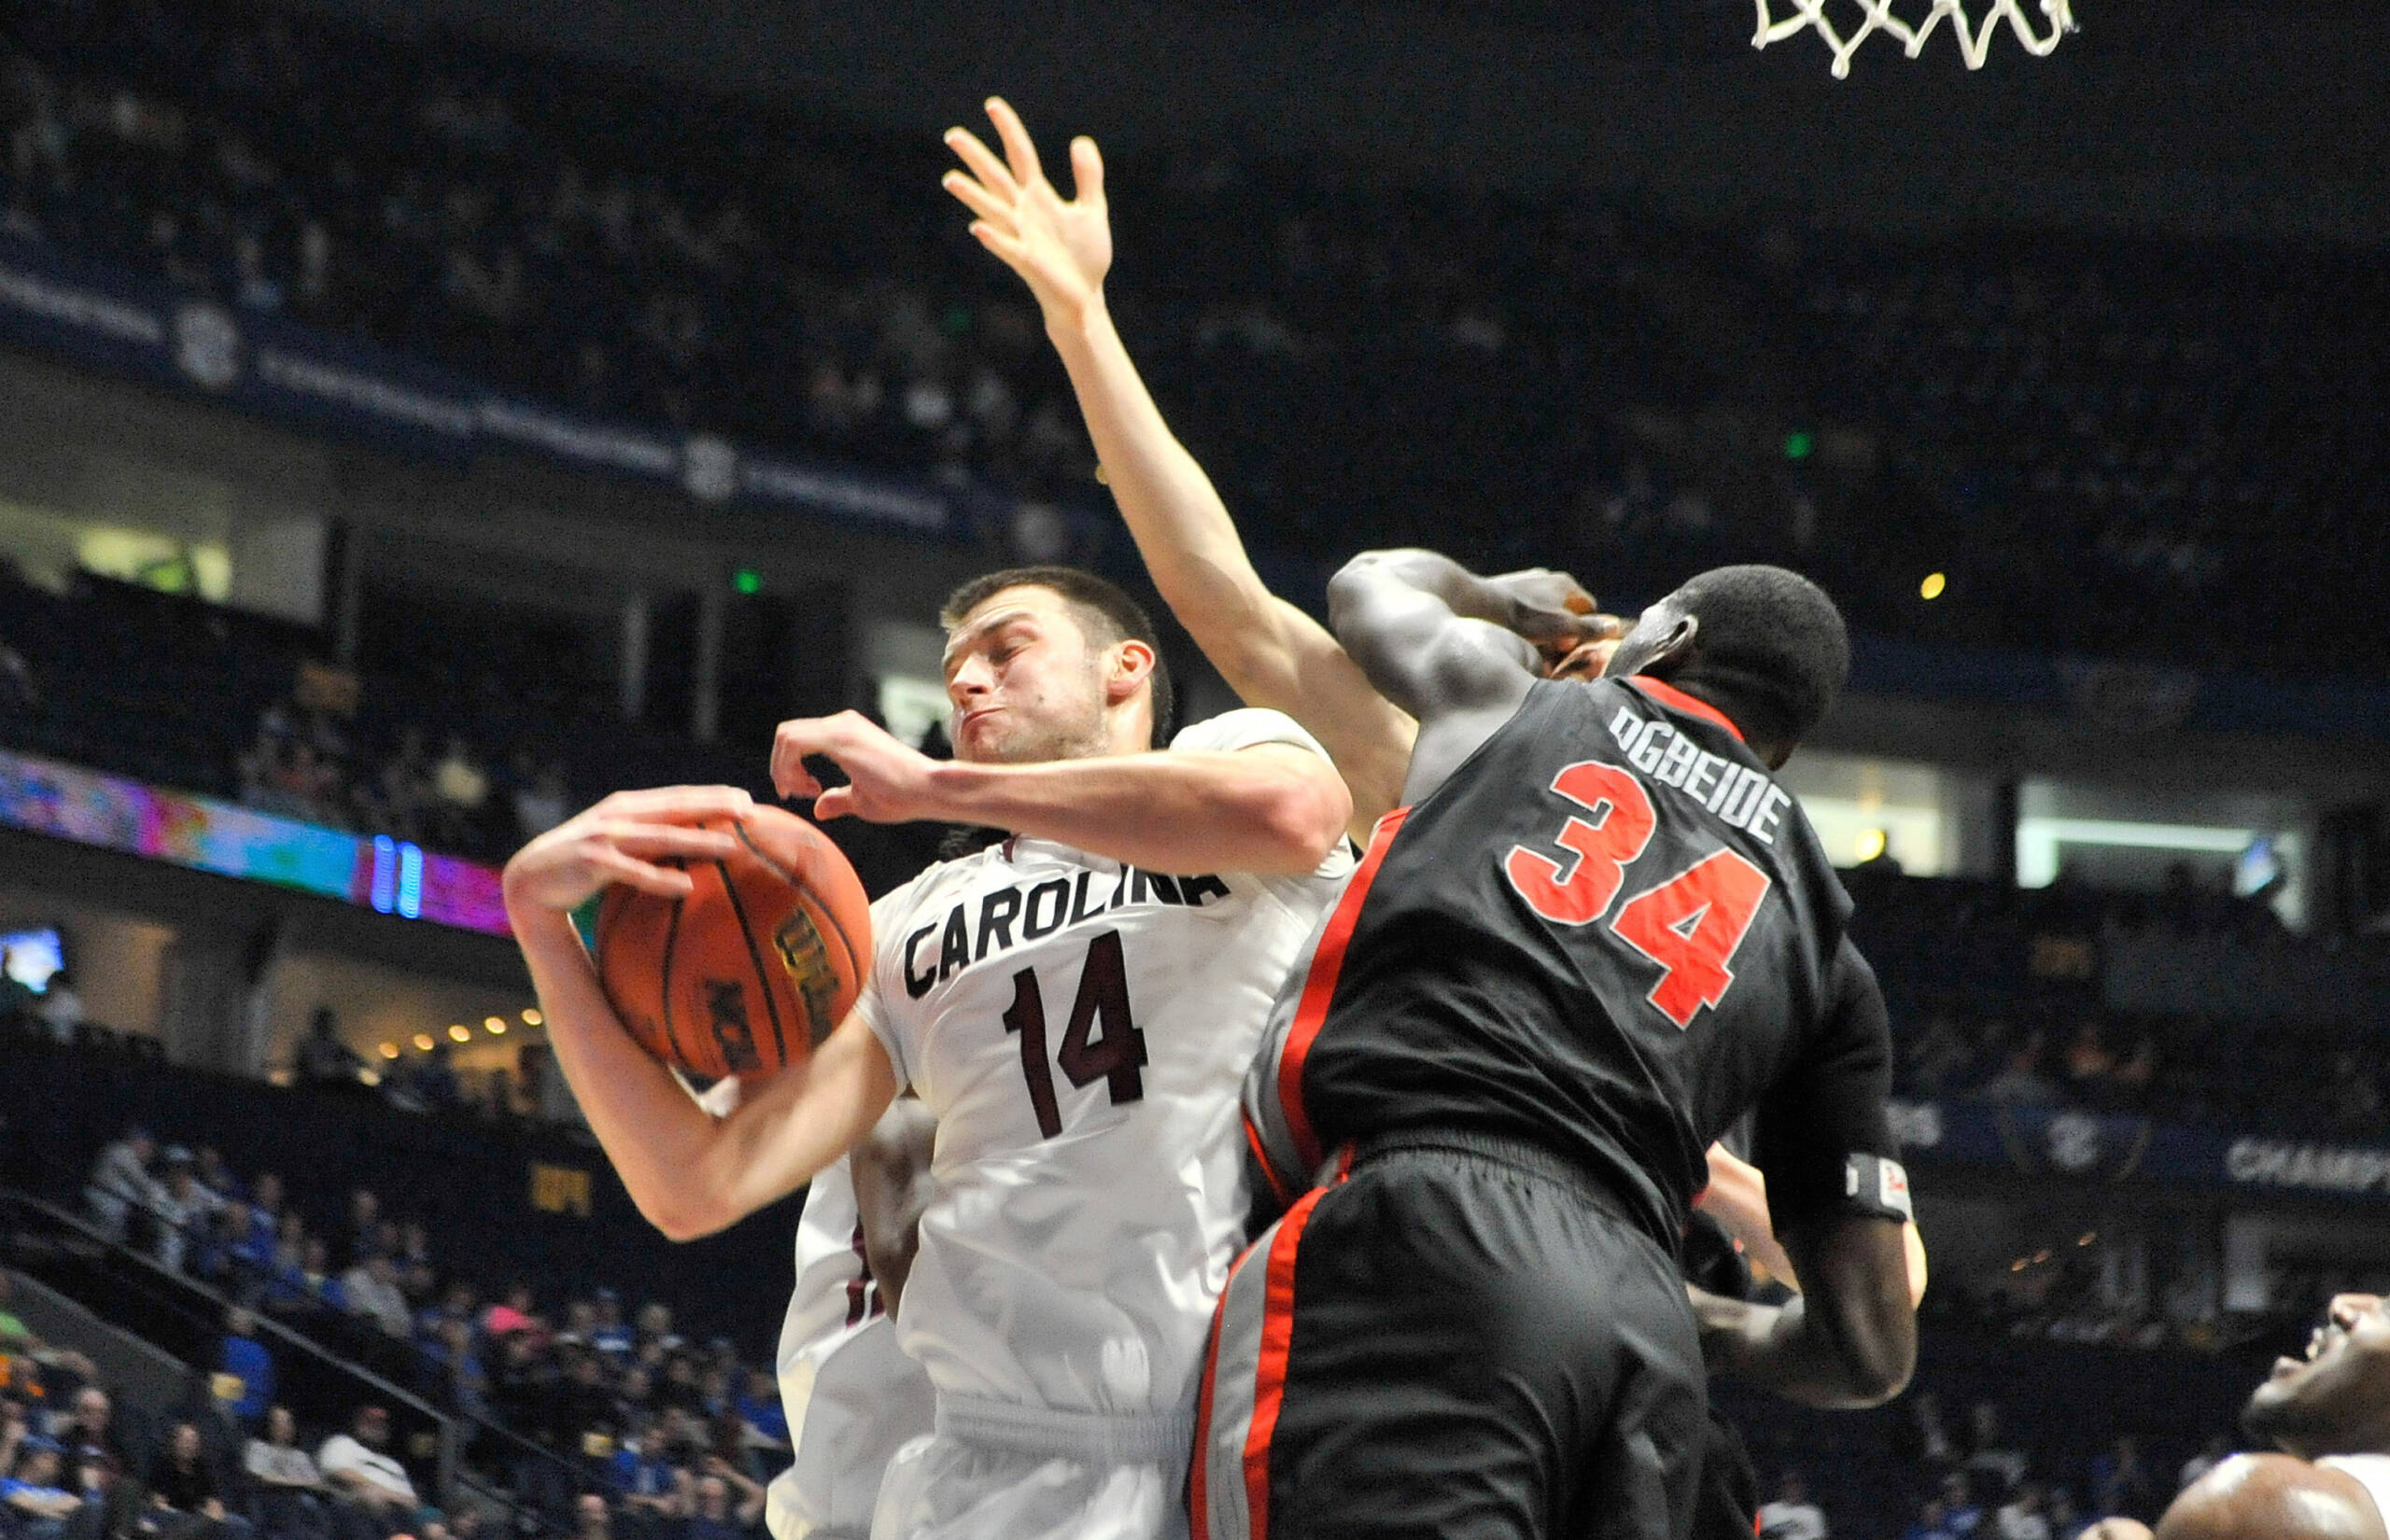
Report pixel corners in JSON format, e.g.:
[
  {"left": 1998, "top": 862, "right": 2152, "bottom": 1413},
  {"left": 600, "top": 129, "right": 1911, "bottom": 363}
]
[{"left": 1243, "top": 675, "right": 1897, "bottom": 1245}]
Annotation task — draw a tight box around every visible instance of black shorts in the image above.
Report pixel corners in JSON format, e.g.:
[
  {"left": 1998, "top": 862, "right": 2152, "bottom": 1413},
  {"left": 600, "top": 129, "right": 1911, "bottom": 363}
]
[{"left": 1192, "top": 1129, "right": 1708, "bottom": 1540}]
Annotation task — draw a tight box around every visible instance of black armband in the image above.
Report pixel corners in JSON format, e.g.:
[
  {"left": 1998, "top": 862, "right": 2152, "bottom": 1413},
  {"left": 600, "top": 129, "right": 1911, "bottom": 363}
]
[{"left": 1843, "top": 1154, "right": 1913, "bottom": 1223}]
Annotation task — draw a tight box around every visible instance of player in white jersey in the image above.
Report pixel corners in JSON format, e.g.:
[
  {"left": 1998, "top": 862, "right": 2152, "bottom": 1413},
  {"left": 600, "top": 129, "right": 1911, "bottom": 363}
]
[
  {"left": 768, "top": 1103, "right": 937, "bottom": 1540},
  {"left": 501, "top": 567, "right": 1352, "bottom": 1540}
]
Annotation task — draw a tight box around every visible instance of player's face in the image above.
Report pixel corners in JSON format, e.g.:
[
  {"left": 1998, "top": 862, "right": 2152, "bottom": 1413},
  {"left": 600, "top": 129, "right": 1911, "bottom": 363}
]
[
  {"left": 942, "top": 585, "right": 1112, "bottom": 765},
  {"left": 2245, "top": 1294, "right": 2390, "bottom": 1457}
]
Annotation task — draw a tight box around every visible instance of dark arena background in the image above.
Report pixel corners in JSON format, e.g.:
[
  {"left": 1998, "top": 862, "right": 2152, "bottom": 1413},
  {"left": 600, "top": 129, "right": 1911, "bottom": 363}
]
[{"left": 2, "top": 1, "right": 2387, "bottom": 1538}]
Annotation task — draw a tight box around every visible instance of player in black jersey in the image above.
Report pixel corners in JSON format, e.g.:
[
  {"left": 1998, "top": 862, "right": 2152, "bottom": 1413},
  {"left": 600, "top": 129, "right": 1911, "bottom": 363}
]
[{"left": 1194, "top": 550, "right": 1918, "bottom": 1540}]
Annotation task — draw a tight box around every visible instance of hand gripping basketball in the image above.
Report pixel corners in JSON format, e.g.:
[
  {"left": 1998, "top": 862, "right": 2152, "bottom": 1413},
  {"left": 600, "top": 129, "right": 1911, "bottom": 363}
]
[{"left": 501, "top": 786, "right": 754, "bottom": 915}]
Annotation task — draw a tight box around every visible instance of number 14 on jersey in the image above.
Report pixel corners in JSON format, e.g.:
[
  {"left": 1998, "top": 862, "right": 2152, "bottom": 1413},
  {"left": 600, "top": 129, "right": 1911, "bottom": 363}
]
[
  {"left": 1003, "top": 930, "right": 1148, "bottom": 1139},
  {"left": 1504, "top": 761, "right": 1773, "bottom": 1029}
]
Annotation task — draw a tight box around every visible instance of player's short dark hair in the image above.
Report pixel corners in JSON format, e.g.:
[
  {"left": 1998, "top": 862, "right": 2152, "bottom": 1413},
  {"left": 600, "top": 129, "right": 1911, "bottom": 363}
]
[
  {"left": 1665, "top": 565, "right": 1849, "bottom": 749},
  {"left": 939, "top": 566, "right": 1176, "bottom": 747}
]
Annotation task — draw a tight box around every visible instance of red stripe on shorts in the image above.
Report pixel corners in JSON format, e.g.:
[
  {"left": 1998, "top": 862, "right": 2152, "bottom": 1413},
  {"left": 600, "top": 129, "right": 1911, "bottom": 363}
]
[
  {"left": 1242, "top": 1184, "right": 1328, "bottom": 1540},
  {"left": 1274, "top": 807, "right": 1409, "bottom": 1172}
]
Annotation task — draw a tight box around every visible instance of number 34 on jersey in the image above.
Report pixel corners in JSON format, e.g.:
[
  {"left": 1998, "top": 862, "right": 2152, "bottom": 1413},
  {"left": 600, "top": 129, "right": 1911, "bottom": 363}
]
[{"left": 1503, "top": 705, "right": 1792, "bottom": 1031}]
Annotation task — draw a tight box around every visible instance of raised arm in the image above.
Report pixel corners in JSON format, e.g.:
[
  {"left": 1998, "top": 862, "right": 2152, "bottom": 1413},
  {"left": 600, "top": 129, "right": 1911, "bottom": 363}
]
[
  {"left": 501, "top": 788, "right": 899, "bottom": 1241},
  {"left": 943, "top": 99, "right": 1413, "bottom": 832},
  {"left": 771, "top": 710, "right": 1348, "bottom": 876}
]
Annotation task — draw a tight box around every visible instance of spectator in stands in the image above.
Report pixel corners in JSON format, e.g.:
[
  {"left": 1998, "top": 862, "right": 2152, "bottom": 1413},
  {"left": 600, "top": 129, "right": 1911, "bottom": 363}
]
[
  {"left": 480, "top": 1285, "right": 539, "bottom": 1344},
  {"left": 149, "top": 1420, "right": 253, "bottom": 1540},
  {"left": 727, "top": 1371, "right": 783, "bottom": 1462},
  {"left": 550, "top": 1351, "right": 615, "bottom": 1477},
  {"left": 1983, "top": 1031, "right": 2060, "bottom": 1106},
  {"left": 34, "top": 972, "right": 83, "bottom": 1045},
  {"left": 217, "top": 1311, "right": 273, "bottom": 1428},
  {"left": 84, "top": 1127, "right": 160, "bottom": 1246},
  {"left": 571, "top": 1493, "right": 610, "bottom": 1540},
  {"left": 588, "top": 1295, "right": 631, "bottom": 1361},
  {"left": 408, "top": 1046, "right": 462, "bottom": 1114},
  {"left": 49, "top": 1388, "right": 136, "bottom": 1482},
  {"left": 1903, "top": 1498, "right": 1960, "bottom": 1540},
  {"left": 153, "top": 1149, "right": 211, "bottom": 1273},
  {"left": 3, "top": 1436, "right": 93, "bottom": 1540},
  {"left": 685, "top": 1463, "right": 764, "bottom": 1540},
  {"left": 248, "top": 1178, "right": 285, "bottom": 1251},
  {"left": 243, "top": 1407, "right": 330, "bottom": 1540},
  {"left": 429, "top": 736, "right": 489, "bottom": 852},
  {"left": 1965, "top": 1401, "right": 2031, "bottom": 1497},
  {"left": 294, "top": 1012, "right": 364, "bottom": 1092},
  {"left": 1940, "top": 1470, "right": 1986, "bottom": 1537},
  {"left": 338, "top": 1257, "right": 409, "bottom": 1343},
  {"left": 510, "top": 756, "right": 570, "bottom": 843},
  {"left": 316, "top": 1407, "right": 415, "bottom": 1540},
  {"left": 2045, "top": 1486, "right": 2088, "bottom": 1540},
  {"left": 331, "top": 1194, "right": 380, "bottom": 1274},
  {"left": 2088, "top": 1436, "right": 2156, "bottom": 1524},
  {"left": 279, "top": 1239, "right": 344, "bottom": 1320},
  {"left": 1996, "top": 1481, "right": 2053, "bottom": 1540},
  {"left": 0, "top": 1276, "right": 99, "bottom": 1388},
  {"left": 418, "top": 1319, "right": 487, "bottom": 1422},
  {"left": 607, "top": 1414, "right": 687, "bottom": 1533},
  {"left": 375, "top": 731, "right": 436, "bottom": 844},
  {"left": 1758, "top": 1471, "right": 1828, "bottom": 1540}
]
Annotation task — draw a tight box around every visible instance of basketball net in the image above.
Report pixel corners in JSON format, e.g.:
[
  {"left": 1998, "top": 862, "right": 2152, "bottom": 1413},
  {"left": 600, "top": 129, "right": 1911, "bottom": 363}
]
[{"left": 1753, "top": 0, "right": 2076, "bottom": 77}]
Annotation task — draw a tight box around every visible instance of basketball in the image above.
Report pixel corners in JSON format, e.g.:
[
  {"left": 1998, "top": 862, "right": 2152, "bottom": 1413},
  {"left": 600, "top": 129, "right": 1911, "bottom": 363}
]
[{"left": 593, "top": 805, "right": 873, "bottom": 1080}]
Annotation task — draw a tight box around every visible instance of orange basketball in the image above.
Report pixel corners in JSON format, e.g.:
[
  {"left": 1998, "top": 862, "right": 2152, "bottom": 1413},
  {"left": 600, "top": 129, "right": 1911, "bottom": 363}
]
[{"left": 594, "top": 805, "right": 872, "bottom": 1080}]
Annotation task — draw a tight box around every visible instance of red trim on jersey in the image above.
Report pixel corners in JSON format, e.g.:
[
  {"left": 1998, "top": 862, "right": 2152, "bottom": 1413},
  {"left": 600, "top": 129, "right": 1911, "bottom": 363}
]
[
  {"left": 1242, "top": 1186, "right": 1328, "bottom": 1540},
  {"left": 1245, "top": 1115, "right": 1295, "bottom": 1210},
  {"left": 1190, "top": 1241, "right": 1242, "bottom": 1540},
  {"left": 1629, "top": 675, "right": 1746, "bottom": 744},
  {"left": 1275, "top": 806, "right": 1411, "bottom": 1173}
]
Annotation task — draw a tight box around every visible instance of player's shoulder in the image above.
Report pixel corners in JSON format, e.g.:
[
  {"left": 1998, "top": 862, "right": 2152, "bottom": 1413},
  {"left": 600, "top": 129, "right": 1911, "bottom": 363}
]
[{"left": 1169, "top": 707, "right": 1333, "bottom": 762}]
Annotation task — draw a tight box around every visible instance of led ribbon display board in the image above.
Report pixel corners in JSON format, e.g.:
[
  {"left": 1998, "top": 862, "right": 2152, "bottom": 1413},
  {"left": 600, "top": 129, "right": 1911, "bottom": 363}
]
[{"left": 0, "top": 746, "right": 507, "bottom": 936}]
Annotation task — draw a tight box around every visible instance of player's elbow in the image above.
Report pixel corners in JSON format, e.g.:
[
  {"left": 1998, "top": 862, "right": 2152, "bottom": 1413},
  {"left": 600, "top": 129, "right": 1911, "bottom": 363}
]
[
  {"left": 1251, "top": 770, "right": 1351, "bottom": 874},
  {"left": 1836, "top": 1311, "right": 1918, "bottom": 1406},
  {"left": 634, "top": 1183, "right": 736, "bottom": 1243}
]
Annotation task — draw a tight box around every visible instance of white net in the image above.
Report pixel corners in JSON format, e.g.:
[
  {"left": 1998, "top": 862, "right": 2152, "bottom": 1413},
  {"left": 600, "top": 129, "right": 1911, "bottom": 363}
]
[{"left": 1752, "top": 0, "right": 2076, "bottom": 77}]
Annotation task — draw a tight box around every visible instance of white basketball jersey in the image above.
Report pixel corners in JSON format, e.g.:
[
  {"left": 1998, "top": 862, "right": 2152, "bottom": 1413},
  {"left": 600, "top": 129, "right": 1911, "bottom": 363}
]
[
  {"left": 852, "top": 709, "right": 1354, "bottom": 1419},
  {"left": 766, "top": 1155, "right": 935, "bottom": 1540}
]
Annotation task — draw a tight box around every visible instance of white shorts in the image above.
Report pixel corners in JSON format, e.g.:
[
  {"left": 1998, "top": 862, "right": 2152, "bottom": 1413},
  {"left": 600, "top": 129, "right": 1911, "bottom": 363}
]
[{"left": 868, "top": 1397, "right": 1193, "bottom": 1540}]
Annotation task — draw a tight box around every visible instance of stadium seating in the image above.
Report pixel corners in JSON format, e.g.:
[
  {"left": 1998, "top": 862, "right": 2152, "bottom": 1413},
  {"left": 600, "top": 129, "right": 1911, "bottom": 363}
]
[{"left": 7, "top": 0, "right": 2387, "bottom": 676}]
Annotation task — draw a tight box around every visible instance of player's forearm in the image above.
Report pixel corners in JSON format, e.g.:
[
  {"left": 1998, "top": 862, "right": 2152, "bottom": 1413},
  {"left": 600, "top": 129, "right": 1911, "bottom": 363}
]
[
  {"left": 922, "top": 749, "right": 1346, "bottom": 875},
  {"left": 1695, "top": 1147, "right": 1803, "bottom": 1290},
  {"left": 1689, "top": 1288, "right": 1908, "bottom": 1408},
  {"left": 513, "top": 911, "right": 862, "bottom": 1239},
  {"left": 513, "top": 911, "right": 733, "bottom": 1236},
  {"left": 1351, "top": 549, "right": 1537, "bottom": 631},
  {"left": 1045, "top": 301, "right": 1275, "bottom": 652}
]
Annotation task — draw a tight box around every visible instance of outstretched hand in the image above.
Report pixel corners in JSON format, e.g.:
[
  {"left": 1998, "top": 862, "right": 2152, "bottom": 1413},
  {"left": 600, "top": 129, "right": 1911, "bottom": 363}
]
[
  {"left": 771, "top": 710, "right": 944, "bottom": 824},
  {"left": 499, "top": 786, "right": 751, "bottom": 917},
  {"left": 942, "top": 97, "right": 1112, "bottom": 322}
]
